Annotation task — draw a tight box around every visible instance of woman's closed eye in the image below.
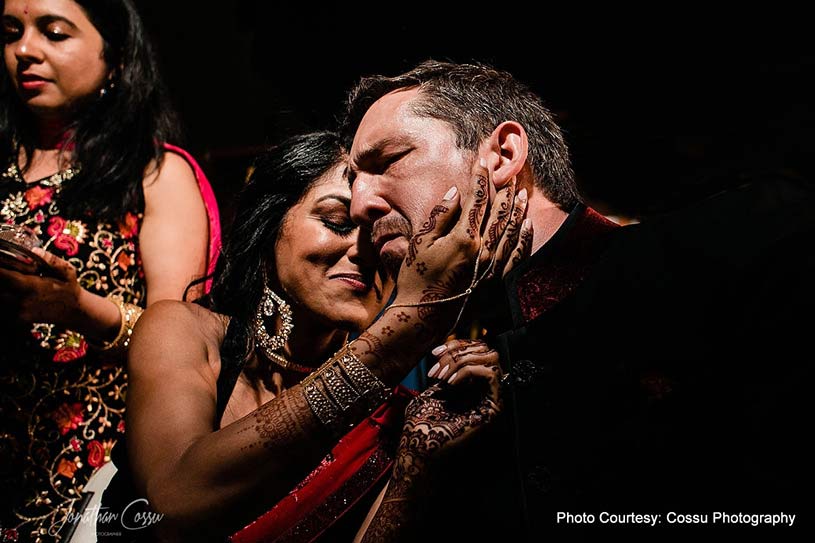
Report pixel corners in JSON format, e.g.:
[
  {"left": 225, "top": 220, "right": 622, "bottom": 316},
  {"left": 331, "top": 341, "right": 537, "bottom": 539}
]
[
  {"left": 1, "top": 20, "right": 22, "bottom": 43},
  {"left": 321, "top": 217, "right": 356, "bottom": 237}
]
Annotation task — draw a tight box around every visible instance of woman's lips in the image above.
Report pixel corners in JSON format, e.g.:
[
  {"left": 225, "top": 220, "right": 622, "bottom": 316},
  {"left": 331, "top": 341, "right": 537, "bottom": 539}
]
[
  {"left": 19, "top": 74, "right": 49, "bottom": 91},
  {"left": 331, "top": 273, "right": 372, "bottom": 293},
  {"left": 21, "top": 80, "right": 48, "bottom": 90}
]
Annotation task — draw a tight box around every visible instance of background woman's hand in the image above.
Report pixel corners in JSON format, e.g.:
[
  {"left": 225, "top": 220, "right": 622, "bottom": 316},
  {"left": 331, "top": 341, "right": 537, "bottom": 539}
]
[
  {"left": 0, "top": 248, "right": 82, "bottom": 324},
  {"left": 0, "top": 248, "right": 120, "bottom": 340}
]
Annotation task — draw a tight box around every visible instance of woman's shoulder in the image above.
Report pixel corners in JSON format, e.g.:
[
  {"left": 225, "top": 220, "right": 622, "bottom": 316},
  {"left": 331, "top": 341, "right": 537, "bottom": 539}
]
[
  {"left": 142, "top": 150, "right": 198, "bottom": 189},
  {"left": 134, "top": 300, "right": 229, "bottom": 356}
]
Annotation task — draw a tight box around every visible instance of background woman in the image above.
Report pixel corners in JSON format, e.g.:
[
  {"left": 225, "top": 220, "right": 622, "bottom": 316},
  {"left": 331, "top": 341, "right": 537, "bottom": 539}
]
[{"left": 0, "top": 0, "right": 219, "bottom": 540}]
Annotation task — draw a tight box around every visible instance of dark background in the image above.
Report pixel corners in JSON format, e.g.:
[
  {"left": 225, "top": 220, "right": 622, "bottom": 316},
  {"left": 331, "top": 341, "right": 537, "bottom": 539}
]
[{"left": 137, "top": 3, "right": 814, "bottom": 227}]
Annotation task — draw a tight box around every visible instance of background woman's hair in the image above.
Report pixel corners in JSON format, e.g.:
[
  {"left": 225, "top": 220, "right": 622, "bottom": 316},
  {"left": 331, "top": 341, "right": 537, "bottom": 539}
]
[
  {"left": 201, "top": 131, "right": 344, "bottom": 357},
  {"left": 0, "top": 0, "right": 181, "bottom": 222}
]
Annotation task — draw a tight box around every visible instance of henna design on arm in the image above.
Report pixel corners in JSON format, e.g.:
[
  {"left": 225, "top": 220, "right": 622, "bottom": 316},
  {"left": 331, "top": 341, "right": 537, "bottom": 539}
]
[{"left": 248, "top": 387, "right": 324, "bottom": 451}]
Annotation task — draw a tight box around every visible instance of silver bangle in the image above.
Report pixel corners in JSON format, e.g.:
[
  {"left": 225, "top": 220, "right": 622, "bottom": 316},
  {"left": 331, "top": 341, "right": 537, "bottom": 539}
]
[{"left": 302, "top": 345, "right": 390, "bottom": 434}]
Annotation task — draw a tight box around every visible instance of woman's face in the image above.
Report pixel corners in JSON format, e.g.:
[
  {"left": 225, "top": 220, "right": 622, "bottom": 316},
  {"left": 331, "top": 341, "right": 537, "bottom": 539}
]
[
  {"left": 2, "top": 0, "right": 110, "bottom": 121},
  {"left": 274, "top": 163, "right": 393, "bottom": 333}
]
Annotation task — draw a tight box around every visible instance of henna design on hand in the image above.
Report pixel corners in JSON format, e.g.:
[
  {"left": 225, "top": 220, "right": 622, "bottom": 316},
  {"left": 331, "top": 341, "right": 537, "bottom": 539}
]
[
  {"left": 511, "top": 226, "right": 533, "bottom": 269},
  {"left": 361, "top": 377, "right": 502, "bottom": 541},
  {"left": 484, "top": 196, "right": 511, "bottom": 252},
  {"left": 352, "top": 331, "right": 387, "bottom": 366},
  {"left": 396, "top": 312, "right": 411, "bottom": 322},
  {"left": 416, "top": 268, "right": 467, "bottom": 325},
  {"left": 466, "top": 172, "right": 489, "bottom": 240},
  {"left": 405, "top": 204, "right": 448, "bottom": 267}
]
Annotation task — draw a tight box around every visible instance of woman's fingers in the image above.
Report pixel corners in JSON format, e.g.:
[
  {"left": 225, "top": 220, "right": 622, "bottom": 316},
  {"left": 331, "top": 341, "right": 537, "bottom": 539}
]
[
  {"left": 501, "top": 218, "right": 534, "bottom": 278},
  {"left": 492, "top": 187, "right": 528, "bottom": 279},
  {"left": 31, "top": 248, "right": 74, "bottom": 282},
  {"left": 404, "top": 186, "right": 461, "bottom": 269},
  {"left": 484, "top": 176, "right": 516, "bottom": 252},
  {"left": 456, "top": 160, "right": 491, "bottom": 243},
  {"left": 427, "top": 339, "right": 500, "bottom": 382}
]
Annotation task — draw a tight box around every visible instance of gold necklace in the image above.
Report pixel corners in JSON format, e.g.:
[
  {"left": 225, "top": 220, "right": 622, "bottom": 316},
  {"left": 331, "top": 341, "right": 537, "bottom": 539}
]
[{"left": 262, "top": 350, "right": 317, "bottom": 375}]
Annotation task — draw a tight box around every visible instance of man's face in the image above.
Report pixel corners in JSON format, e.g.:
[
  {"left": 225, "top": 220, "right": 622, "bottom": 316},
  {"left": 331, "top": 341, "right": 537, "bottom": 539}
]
[{"left": 349, "top": 88, "right": 473, "bottom": 276}]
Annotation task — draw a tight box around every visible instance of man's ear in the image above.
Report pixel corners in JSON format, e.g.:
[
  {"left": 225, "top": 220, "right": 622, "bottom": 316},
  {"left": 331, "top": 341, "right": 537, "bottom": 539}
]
[{"left": 481, "top": 121, "right": 528, "bottom": 189}]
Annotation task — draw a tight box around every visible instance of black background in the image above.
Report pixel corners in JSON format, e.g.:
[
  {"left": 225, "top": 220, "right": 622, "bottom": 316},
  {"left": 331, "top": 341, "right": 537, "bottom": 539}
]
[{"left": 137, "top": 3, "right": 814, "bottom": 225}]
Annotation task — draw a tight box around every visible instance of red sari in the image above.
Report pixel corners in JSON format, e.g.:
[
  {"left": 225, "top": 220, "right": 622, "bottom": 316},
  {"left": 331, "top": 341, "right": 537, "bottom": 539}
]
[{"left": 230, "top": 387, "right": 414, "bottom": 543}]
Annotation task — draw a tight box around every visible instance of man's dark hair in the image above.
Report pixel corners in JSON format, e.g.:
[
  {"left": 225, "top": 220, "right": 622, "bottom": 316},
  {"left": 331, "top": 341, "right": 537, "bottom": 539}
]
[{"left": 341, "top": 60, "right": 580, "bottom": 209}]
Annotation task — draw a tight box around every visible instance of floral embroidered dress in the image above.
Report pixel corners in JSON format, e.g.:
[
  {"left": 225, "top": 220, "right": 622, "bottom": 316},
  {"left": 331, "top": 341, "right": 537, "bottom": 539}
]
[{"left": 0, "top": 163, "right": 145, "bottom": 543}]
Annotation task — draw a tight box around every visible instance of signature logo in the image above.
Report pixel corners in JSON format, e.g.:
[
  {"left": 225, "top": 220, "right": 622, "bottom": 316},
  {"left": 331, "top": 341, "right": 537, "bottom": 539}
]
[{"left": 50, "top": 498, "right": 164, "bottom": 537}]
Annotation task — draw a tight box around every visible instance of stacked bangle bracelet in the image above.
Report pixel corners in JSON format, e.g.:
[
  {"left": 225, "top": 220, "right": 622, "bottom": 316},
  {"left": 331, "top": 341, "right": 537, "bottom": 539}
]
[{"left": 302, "top": 344, "right": 390, "bottom": 435}]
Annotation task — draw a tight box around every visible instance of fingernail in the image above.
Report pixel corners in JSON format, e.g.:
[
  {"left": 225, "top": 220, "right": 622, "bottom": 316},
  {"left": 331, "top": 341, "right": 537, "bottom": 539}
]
[
  {"left": 448, "top": 371, "right": 459, "bottom": 384},
  {"left": 479, "top": 158, "right": 487, "bottom": 167},
  {"left": 517, "top": 188, "right": 527, "bottom": 201},
  {"left": 438, "top": 366, "right": 450, "bottom": 379},
  {"left": 427, "top": 362, "right": 440, "bottom": 378},
  {"left": 431, "top": 345, "right": 447, "bottom": 356},
  {"left": 443, "top": 186, "right": 457, "bottom": 200},
  {"left": 522, "top": 219, "right": 531, "bottom": 229}
]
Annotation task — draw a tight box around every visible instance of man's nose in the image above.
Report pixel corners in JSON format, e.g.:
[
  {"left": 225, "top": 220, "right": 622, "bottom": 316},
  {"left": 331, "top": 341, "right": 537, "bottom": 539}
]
[{"left": 350, "top": 174, "right": 391, "bottom": 227}]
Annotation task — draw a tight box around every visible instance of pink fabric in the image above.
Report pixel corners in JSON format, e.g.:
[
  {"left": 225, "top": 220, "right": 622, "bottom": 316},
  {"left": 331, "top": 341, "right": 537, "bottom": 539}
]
[{"left": 162, "top": 143, "right": 221, "bottom": 292}]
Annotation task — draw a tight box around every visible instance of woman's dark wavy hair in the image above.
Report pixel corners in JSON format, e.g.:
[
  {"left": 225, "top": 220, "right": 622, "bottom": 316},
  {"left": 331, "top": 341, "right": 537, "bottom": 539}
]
[
  {"left": 201, "top": 131, "right": 344, "bottom": 357},
  {"left": 0, "top": 0, "right": 180, "bottom": 222}
]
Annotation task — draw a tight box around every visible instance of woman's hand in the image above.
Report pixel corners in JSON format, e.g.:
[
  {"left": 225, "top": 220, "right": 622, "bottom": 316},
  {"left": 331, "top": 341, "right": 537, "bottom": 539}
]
[
  {"left": 0, "top": 248, "right": 120, "bottom": 340},
  {"left": 350, "top": 161, "right": 529, "bottom": 384},
  {"left": 355, "top": 339, "right": 502, "bottom": 542},
  {"left": 0, "top": 248, "right": 81, "bottom": 324},
  {"left": 405, "top": 339, "right": 503, "bottom": 460},
  {"left": 427, "top": 338, "right": 503, "bottom": 385},
  {"left": 390, "top": 161, "right": 529, "bottom": 334}
]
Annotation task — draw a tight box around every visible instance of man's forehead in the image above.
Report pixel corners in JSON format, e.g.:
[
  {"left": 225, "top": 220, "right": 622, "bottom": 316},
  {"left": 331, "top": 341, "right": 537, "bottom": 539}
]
[{"left": 353, "top": 89, "right": 420, "bottom": 141}]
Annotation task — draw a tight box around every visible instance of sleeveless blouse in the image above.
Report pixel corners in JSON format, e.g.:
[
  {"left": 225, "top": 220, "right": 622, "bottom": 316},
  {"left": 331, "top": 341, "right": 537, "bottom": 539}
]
[{"left": 0, "top": 147, "right": 220, "bottom": 543}]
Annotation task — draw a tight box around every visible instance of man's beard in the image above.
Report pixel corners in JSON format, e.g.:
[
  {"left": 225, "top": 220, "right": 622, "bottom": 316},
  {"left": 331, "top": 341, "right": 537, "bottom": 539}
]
[{"left": 371, "top": 215, "right": 412, "bottom": 278}]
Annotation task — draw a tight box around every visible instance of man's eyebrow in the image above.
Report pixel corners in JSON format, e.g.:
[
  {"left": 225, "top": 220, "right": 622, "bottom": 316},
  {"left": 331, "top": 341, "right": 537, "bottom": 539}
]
[{"left": 351, "top": 136, "right": 413, "bottom": 166}]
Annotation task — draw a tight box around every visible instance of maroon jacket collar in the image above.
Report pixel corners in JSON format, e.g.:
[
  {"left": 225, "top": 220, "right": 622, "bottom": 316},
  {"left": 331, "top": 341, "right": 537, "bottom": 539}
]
[{"left": 503, "top": 204, "right": 619, "bottom": 328}]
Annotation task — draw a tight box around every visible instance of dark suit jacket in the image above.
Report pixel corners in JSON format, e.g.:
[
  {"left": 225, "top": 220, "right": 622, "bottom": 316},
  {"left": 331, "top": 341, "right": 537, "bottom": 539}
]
[{"left": 422, "top": 174, "right": 811, "bottom": 542}]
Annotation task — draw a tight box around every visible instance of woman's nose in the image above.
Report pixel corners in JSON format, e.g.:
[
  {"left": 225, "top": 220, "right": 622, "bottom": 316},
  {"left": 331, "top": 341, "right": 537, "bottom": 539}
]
[{"left": 13, "top": 31, "right": 44, "bottom": 64}]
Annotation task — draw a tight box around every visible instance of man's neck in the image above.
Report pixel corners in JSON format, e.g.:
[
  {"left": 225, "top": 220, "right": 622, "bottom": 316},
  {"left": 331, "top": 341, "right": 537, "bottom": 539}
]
[{"left": 526, "top": 191, "right": 570, "bottom": 254}]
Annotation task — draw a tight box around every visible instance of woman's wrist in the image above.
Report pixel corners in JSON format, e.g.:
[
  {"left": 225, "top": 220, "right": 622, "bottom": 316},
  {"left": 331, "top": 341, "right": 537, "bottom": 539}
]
[
  {"left": 351, "top": 306, "right": 449, "bottom": 385},
  {"left": 74, "top": 288, "right": 122, "bottom": 342}
]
